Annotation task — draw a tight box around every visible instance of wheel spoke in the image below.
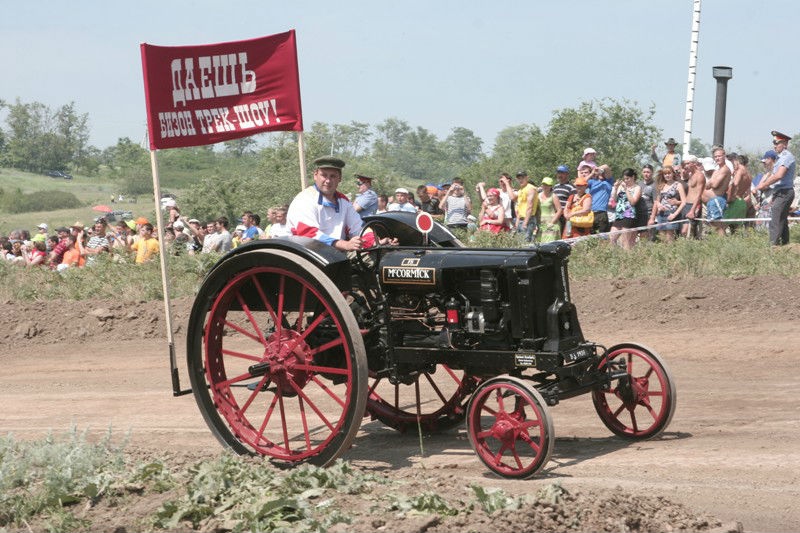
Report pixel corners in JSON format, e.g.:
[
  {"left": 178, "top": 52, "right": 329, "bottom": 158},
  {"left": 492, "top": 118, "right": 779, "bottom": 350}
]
[
  {"left": 221, "top": 349, "right": 263, "bottom": 363},
  {"left": 235, "top": 291, "right": 268, "bottom": 346},
  {"left": 627, "top": 406, "right": 639, "bottom": 433},
  {"left": 288, "top": 378, "right": 337, "bottom": 432},
  {"left": 476, "top": 429, "right": 494, "bottom": 440},
  {"left": 257, "top": 393, "right": 281, "bottom": 446},
  {"left": 276, "top": 275, "right": 286, "bottom": 338},
  {"left": 277, "top": 391, "right": 290, "bottom": 451},
  {"left": 494, "top": 389, "right": 507, "bottom": 413},
  {"left": 518, "top": 432, "right": 542, "bottom": 454},
  {"left": 367, "top": 376, "right": 383, "bottom": 397},
  {"left": 309, "top": 374, "right": 346, "bottom": 408},
  {"left": 218, "top": 370, "right": 263, "bottom": 388},
  {"left": 298, "top": 395, "right": 311, "bottom": 450},
  {"left": 423, "top": 372, "right": 450, "bottom": 405},
  {"left": 480, "top": 404, "right": 498, "bottom": 417},
  {"left": 510, "top": 447, "right": 524, "bottom": 469},
  {"left": 251, "top": 275, "right": 280, "bottom": 328},
  {"left": 296, "top": 363, "right": 349, "bottom": 376},
  {"left": 295, "top": 285, "right": 308, "bottom": 331},
  {"left": 239, "top": 375, "right": 270, "bottom": 414},
  {"left": 305, "top": 335, "right": 343, "bottom": 357},
  {"left": 222, "top": 318, "right": 264, "bottom": 344},
  {"left": 442, "top": 365, "right": 463, "bottom": 384},
  {"left": 280, "top": 310, "right": 331, "bottom": 354}
]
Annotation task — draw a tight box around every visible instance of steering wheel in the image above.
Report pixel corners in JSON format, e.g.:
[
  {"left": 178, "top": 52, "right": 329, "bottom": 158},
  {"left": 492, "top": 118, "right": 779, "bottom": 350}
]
[{"left": 355, "top": 219, "right": 392, "bottom": 273}]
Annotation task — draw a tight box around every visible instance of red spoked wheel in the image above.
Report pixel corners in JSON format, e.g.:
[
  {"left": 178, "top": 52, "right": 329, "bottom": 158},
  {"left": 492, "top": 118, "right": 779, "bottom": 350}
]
[
  {"left": 592, "top": 343, "right": 676, "bottom": 440},
  {"left": 466, "top": 376, "right": 554, "bottom": 479},
  {"left": 366, "top": 367, "right": 478, "bottom": 433},
  {"left": 187, "top": 249, "right": 368, "bottom": 467}
]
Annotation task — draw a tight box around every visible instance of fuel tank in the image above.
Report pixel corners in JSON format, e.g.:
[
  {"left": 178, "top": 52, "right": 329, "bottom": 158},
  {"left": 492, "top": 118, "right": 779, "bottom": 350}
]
[{"left": 378, "top": 248, "right": 549, "bottom": 293}]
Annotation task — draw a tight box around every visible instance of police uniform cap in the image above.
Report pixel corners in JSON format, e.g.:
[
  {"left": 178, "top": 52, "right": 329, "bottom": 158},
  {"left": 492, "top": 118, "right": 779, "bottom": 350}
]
[
  {"left": 313, "top": 156, "right": 346, "bottom": 170},
  {"left": 354, "top": 174, "right": 374, "bottom": 182},
  {"left": 771, "top": 131, "right": 792, "bottom": 142}
]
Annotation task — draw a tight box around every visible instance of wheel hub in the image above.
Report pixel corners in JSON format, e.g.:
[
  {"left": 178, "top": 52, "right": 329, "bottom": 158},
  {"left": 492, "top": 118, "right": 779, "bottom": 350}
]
[
  {"left": 263, "top": 330, "right": 312, "bottom": 395},
  {"left": 491, "top": 415, "right": 523, "bottom": 443}
]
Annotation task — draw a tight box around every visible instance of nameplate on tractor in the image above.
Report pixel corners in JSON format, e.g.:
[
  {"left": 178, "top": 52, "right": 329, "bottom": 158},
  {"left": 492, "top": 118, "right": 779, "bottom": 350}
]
[
  {"left": 514, "top": 353, "right": 537, "bottom": 367},
  {"left": 381, "top": 266, "right": 436, "bottom": 285}
]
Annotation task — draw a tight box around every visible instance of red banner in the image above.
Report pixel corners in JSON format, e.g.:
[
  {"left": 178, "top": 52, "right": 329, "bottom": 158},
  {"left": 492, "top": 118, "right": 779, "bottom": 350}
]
[{"left": 140, "top": 30, "right": 303, "bottom": 150}]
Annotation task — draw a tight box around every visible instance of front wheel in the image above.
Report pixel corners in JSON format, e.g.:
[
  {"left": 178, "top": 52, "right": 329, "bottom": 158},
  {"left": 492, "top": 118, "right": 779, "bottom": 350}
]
[
  {"left": 186, "top": 249, "right": 368, "bottom": 468},
  {"left": 592, "top": 343, "right": 676, "bottom": 440},
  {"left": 466, "top": 376, "right": 554, "bottom": 479}
]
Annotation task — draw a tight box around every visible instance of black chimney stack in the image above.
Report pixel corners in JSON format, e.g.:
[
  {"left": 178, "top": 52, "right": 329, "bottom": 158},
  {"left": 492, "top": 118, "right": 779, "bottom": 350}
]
[{"left": 712, "top": 66, "right": 733, "bottom": 147}]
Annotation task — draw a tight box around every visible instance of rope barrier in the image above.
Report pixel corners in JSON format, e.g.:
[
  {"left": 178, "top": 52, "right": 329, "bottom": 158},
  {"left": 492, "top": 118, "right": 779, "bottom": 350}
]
[{"left": 555, "top": 216, "right": 800, "bottom": 245}]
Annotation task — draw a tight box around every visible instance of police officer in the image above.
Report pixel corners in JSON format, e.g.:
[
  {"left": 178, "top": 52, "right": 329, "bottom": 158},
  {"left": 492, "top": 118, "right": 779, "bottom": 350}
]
[
  {"left": 756, "top": 131, "right": 796, "bottom": 246},
  {"left": 352, "top": 174, "right": 378, "bottom": 218}
]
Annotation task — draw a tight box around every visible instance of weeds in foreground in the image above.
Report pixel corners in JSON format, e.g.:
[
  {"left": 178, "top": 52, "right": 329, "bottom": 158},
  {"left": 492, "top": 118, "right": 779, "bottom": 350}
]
[
  {"left": 0, "top": 428, "right": 133, "bottom": 531},
  {"left": 0, "top": 430, "right": 576, "bottom": 532}
]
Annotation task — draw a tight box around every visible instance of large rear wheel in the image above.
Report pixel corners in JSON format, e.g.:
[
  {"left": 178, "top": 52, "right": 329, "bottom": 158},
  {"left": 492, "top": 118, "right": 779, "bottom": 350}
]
[
  {"left": 366, "top": 366, "right": 478, "bottom": 433},
  {"left": 592, "top": 343, "right": 676, "bottom": 440},
  {"left": 187, "top": 249, "right": 368, "bottom": 467}
]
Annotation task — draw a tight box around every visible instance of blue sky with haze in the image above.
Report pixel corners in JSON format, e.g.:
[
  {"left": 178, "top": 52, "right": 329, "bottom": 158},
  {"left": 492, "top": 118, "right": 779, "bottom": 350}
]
[{"left": 1, "top": 1, "right": 795, "bottom": 155}]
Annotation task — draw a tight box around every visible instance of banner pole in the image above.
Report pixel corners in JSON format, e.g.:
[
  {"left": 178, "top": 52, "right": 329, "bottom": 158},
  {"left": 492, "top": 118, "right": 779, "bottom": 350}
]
[
  {"left": 148, "top": 150, "right": 185, "bottom": 396},
  {"left": 298, "top": 131, "right": 307, "bottom": 189}
]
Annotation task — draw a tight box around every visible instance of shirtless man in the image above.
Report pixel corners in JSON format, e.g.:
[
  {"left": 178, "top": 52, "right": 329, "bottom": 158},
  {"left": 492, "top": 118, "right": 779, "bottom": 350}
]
[
  {"left": 701, "top": 147, "right": 732, "bottom": 236},
  {"left": 727, "top": 154, "right": 753, "bottom": 232},
  {"left": 680, "top": 155, "right": 706, "bottom": 238}
]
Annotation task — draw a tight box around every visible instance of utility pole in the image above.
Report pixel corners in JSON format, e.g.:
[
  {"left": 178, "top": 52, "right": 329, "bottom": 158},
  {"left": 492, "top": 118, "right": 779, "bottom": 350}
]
[{"left": 682, "top": 0, "right": 701, "bottom": 158}]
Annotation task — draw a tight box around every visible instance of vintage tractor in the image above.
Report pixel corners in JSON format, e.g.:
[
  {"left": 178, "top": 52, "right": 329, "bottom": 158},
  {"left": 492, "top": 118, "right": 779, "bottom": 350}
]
[{"left": 184, "top": 211, "right": 675, "bottom": 478}]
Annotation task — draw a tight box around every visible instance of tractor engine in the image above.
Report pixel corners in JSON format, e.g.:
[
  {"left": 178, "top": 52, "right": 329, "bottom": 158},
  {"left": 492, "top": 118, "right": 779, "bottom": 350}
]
[{"left": 376, "top": 245, "right": 582, "bottom": 353}]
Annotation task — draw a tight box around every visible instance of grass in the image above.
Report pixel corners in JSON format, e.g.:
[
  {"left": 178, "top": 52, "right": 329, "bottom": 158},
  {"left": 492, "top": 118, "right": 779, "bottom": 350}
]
[
  {"left": 0, "top": 252, "right": 218, "bottom": 301},
  {"left": 0, "top": 167, "right": 183, "bottom": 236},
  {"left": 1, "top": 226, "right": 798, "bottom": 304},
  {"left": 568, "top": 227, "right": 800, "bottom": 279}
]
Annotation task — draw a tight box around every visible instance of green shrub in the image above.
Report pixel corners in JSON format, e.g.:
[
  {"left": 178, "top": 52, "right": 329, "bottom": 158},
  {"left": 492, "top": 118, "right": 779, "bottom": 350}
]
[{"left": 0, "top": 188, "right": 83, "bottom": 214}]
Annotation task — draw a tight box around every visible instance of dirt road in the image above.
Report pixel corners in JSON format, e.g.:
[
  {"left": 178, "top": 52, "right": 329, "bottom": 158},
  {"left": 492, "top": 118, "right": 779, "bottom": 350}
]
[{"left": 1, "top": 277, "right": 798, "bottom": 531}]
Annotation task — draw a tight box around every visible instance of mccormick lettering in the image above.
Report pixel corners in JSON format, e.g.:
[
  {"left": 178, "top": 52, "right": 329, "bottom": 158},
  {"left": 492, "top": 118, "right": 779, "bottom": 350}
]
[{"left": 382, "top": 267, "right": 435, "bottom": 285}]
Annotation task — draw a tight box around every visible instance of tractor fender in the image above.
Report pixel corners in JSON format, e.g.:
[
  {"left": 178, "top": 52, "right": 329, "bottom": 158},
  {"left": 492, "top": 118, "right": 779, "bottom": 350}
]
[{"left": 203, "top": 236, "right": 352, "bottom": 291}]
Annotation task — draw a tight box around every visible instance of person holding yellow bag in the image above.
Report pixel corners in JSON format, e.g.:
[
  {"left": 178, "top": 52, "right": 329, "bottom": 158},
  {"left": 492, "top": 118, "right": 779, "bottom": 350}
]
[{"left": 562, "top": 177, "right": 593, "bottom": 239}]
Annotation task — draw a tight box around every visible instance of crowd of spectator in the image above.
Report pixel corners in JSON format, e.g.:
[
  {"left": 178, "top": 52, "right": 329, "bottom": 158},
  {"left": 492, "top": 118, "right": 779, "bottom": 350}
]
[
  {"left": 4, "top": 133, "right": 796, "bottom": 267},
  {"left": 1, "top": 198, "right": 294, "bottom": 271},
  {"left": 349, "top": 137, "right": 797, "bottom": 249}
]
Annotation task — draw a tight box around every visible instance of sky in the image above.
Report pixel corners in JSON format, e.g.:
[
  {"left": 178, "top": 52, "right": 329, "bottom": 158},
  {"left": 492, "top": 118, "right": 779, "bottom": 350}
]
[{"left": 1, "top": 0, "right": 796, "bottom": 156}]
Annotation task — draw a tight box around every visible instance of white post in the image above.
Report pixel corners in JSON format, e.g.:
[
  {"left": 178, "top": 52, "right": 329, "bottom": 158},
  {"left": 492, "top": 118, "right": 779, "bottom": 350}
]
[
  {"left": 149, "top": 149, "right": 181, "bottom": 395},
  {"left": 682, "top": 0, "right": 702, "bottom": 158},
  {"left": 298, "top": 131, "right": 308, "bottom": 189}
]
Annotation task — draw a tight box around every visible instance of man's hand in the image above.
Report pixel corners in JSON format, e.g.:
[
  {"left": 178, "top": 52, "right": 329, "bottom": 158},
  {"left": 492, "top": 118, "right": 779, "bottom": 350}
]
[{"left": 334, "top": 236, "right": 363, "bottom": 251}]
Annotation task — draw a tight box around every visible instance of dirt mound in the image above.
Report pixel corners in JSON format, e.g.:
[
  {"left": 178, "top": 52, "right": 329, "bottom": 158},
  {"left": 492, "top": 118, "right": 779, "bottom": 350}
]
[{"left": 2, "top": 276, "right": 792, "bottom": 347}]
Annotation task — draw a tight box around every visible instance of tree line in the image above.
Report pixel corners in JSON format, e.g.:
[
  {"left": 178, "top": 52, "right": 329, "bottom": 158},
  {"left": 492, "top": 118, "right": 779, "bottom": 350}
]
[{"left": 1, "top": 96, "right": 715, "bottom": 224}]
